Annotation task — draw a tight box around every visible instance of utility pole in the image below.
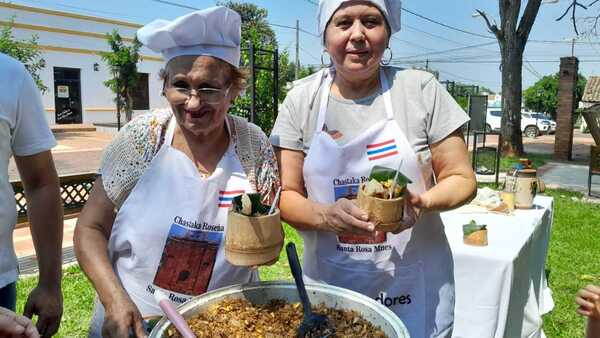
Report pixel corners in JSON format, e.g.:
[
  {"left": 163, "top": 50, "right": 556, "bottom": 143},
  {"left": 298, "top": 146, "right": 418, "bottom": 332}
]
[
  {"left": 295, "top": 19, "right": 300, "bottom": 80},
  {"left": 571, "top": 37, "right": 575, "bottom": 57}
]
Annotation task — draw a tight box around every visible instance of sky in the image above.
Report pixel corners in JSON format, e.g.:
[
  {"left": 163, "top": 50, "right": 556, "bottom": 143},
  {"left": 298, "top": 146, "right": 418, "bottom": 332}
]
[{"left": 8, "top": 0, "right": 600, "bottom": 92}]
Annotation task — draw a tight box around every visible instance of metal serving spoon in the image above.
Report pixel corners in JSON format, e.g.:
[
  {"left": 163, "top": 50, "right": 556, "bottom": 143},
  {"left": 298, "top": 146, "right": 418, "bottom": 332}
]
[{"left": 286, "top": 242, "right": 334, "bottom": 338}]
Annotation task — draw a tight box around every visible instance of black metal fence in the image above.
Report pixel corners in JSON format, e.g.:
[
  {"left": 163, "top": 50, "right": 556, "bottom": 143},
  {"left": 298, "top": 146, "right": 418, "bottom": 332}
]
[{"left": 229, "top": 45, "right": 279, "bottom": 134}]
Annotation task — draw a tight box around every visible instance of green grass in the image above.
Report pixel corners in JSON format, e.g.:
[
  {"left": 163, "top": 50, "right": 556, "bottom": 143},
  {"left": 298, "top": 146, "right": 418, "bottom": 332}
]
[
  {"left": 470, "top": 151, "right": 552, "bottom": 172},
  {"left": 541, "top": 189, "right": 600, "bottom": 338},
  {"left": 14, "top": 225, "right": 302, "bottom": 337},
  {"left": 258, "top": 223, "right": 303, "bottom": 281},
  {"left": 14, "top": 194, "right": 600, "bottom": 337}
]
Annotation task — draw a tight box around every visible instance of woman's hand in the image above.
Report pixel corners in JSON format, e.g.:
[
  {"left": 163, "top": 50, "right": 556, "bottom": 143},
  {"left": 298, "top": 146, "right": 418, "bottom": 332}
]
[
  {"left": 390, "top": 189, "right": 431, "bottom": 234},
  {"left": 319, "top": 198, "right": 375, "bottom": 235},
  {"left": 576, "top": 284, "right": 600, "bottom": 319},
  {"left": 102, "top": 294, "right": 147, "bottom": 338}
]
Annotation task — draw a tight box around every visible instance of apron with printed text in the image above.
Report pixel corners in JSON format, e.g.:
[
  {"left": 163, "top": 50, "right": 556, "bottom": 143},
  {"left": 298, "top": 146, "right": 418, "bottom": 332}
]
[
  {"left": 89, "top": 117, "right": 256, "bottom": 336},
  {"left": 301, "top": 69, "right": 454, "bottom": 338}
]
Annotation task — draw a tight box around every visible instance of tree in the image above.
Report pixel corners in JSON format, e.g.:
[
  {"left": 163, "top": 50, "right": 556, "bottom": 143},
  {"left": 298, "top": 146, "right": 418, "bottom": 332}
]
[
  {"left": 0, "top": 18, "right": 47, "bottom": 92},
  {"left": 298, "top": 64, "right": 318, "bottom": 79},
  {"left": 221, "top": 1, "right": 294, "bottom": 133},
  {"left": 476, "top": 0, "right": 543, "bottom": 156},
  {"left": 480, "top": 86, "right": 496, "bottom": 95},
  {"left": 100, "top": 30, "right": 142, "bottom": 128},
  {"left": 523, "top": 72, "right": 587, "bottom": 119}
]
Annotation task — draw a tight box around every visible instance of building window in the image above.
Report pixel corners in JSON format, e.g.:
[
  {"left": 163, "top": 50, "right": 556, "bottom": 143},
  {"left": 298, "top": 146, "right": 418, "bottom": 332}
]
[{"left": 132, "top": 73, "right": 149, "bottom": 110}]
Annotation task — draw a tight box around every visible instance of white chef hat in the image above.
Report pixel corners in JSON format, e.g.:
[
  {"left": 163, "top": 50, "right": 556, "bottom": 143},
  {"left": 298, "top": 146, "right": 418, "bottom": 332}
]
[
  {"left": 317, "top": 0, "right": 401, "bottom": 42},
  {"left": 137, "top": 6, "right": 241, "bottom": 67}
]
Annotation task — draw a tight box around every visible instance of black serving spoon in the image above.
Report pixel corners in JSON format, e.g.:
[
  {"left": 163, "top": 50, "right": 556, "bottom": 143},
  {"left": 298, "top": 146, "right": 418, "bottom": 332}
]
[{"left": 286, "top": 242, "right": 334, "bottom": 338}]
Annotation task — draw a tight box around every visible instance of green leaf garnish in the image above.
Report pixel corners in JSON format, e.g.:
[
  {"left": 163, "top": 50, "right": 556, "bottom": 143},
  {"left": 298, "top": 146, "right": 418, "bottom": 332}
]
[
  {"left": 463, "top": 220, "right": 487, "bottom": 236},
  {"left": 368, "top": 165, "right": 412, "bottom": 187}
]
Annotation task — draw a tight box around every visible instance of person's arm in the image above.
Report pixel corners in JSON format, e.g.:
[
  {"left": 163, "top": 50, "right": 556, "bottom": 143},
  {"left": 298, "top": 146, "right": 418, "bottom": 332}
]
[
  {"left": 14, "top": 151, "right": 63, "bottom": 338},
  {"left": 276, "top": 148, "right": 374, "bottom": 235},
  {"left": 74, "top": 177, "right": 146, "bottom": 338},
  {"left": 412, "top": 129, "right": 477, "bottom": 212}
]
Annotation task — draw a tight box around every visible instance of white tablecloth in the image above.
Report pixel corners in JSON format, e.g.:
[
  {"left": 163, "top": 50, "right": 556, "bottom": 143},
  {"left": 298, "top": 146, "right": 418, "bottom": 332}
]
[{"left": 441, "top": 195, "right": 554, "bottom": 338}]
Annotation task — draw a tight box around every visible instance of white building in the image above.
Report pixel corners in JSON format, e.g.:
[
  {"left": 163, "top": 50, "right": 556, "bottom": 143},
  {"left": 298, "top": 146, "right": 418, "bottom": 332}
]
[{"left": 0, "top": 2, "right": 167, "bottom": 126}]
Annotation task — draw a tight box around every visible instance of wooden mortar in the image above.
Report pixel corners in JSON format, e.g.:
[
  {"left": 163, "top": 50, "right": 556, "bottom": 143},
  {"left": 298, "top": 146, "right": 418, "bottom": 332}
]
[
  {"left": 463, "top": 229, "right": 488, "bottom": 246},
  {"left": 357, "top": 183, "right": 404, "bottom": 232},
  {"left": 225, "top": 209, "right": 284, "bottom": 266}
]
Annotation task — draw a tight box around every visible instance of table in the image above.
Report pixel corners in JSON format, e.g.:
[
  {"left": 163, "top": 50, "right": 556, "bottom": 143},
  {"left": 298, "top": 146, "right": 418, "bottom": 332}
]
[{"left": 441, "top": 196, "right": 554, "bottom": 338}]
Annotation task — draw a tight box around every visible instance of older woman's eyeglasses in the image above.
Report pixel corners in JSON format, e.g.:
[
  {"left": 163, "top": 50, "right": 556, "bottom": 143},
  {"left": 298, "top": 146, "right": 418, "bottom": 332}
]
[{"left": 164, "top": 85, "right": 231, "bottom": 105}]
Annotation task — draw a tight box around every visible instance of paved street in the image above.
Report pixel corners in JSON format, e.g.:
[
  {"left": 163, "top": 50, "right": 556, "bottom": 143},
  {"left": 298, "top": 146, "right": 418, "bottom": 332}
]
[
  {"left": 468, "top": 130, "right": 594, "bottom": 163},
  {"left": 8, "top": 131, "right": 114, "bottom": 181}
]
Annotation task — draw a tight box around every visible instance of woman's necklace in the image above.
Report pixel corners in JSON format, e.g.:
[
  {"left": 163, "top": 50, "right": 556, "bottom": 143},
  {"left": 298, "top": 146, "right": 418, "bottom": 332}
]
[{"left": 195, "top": 163, "right": 212, "bottom": 178}]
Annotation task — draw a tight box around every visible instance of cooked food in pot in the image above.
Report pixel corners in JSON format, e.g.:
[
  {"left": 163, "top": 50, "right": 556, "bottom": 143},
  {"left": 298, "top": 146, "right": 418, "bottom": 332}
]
[{"left": 165, "top": 298, "right": 388, "bottom": 338}]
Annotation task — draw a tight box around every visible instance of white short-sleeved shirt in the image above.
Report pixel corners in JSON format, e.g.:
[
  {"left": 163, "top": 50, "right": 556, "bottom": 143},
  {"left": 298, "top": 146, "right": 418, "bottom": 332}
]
[
  {"left": 270, "top": 67, "right": 469, "bottom": 158},
  {"left": 0, "top": 53, "right": 56, "bottom": 287}
]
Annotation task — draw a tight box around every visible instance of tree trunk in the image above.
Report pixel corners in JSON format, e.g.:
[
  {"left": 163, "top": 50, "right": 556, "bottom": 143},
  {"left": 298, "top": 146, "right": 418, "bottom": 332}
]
[
  {"left": 116, "top": 91, "right": 121, "bottom": 131},
  {"left": 500, "top": 44, "right": 525, "bottom": 156},
  {"left": 126, "top": 93, "right": 133, "bottom": 122}
]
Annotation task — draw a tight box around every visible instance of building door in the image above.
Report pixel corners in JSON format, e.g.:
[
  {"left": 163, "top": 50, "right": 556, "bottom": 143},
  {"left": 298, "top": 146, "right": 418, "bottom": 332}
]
[{"left": 53, "top": 67, "right": 82, "bottom": 124}]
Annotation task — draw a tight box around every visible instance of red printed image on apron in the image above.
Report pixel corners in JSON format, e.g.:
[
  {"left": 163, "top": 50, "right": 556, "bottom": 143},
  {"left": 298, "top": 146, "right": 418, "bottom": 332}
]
[
  {"left": 153, "top": 222, "right": 223, "bottom": 295},
  {"left": 333, "top": 182, "right": 387, "bottom": 244}
]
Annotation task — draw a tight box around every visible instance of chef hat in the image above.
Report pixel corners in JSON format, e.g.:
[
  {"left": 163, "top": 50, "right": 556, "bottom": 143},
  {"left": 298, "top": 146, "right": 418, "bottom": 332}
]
[
  {"left": 317, "top": 0, "right": 401, "bottom": 41},
  {"left": 137, "top": 6, "right": 241, "bottom": 67}
]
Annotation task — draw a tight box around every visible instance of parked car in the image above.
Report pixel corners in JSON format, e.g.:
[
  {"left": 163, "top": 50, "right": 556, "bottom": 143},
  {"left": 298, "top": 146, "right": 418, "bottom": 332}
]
[
  {"left": 485, "top": 109, "right": 556, "bottom": 138},
  {"left": 524, "top": 112, "right": 556, "bottom": 135}
]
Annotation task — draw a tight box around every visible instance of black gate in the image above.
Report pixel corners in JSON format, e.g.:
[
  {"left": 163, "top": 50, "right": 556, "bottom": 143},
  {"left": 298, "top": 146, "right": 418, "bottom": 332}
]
[{"left": 230, "top": 44, "right": 279, "bottom": 134}]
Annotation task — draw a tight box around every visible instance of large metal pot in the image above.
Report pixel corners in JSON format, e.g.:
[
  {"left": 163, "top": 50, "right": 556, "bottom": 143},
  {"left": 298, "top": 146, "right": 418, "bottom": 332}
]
[{"left": 149, "top": 281, "right": 410, "bottom": 337}]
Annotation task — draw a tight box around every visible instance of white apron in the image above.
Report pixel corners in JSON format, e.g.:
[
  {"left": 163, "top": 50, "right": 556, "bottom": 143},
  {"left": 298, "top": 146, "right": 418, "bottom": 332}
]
[
  {"left": 89, "top": 117, "right": 257, "bottom": 336},
  {"left": 301, "top": 69, "right": 454, "bottom": 338}
]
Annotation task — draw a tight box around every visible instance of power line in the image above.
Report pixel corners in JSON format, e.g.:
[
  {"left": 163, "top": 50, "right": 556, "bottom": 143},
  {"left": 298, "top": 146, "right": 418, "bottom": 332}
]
[
  {"left": 151, "top": 0, "right": 199, "bottom": 10},
  {"left": 301, "top": 1, "right": 498, "bottom": 42},
  {"left": 436, "top": 69, "right": 494, "bottom": 85},
  {"left": 525, "top": 59, "right": 542, "bottom": 79},
  {"left": 390, "top": 36, "right": 436, "bottom": 51},
  {"left": 300, "top": 0, "right": 600, "bottom": 48},
  {"left": 403, "top": 24, "right": 489, "bottom": 48},
  {"left": 392, "top": 42, "right": 497, "bottom": 59},
  {"left": 149, "top": 0, "right": 320, "bottom": 39},
  {"left": 20, "top": 0, "right": 148, "bottom": 23},
  {"left": 299, "top": 46, "right": 321, "bottom": 63},
  {"left": 268, "top": 22, "right": 319, "bottom": 37},
  {"left": 523, "top": 62, "right": 541, "bottom": 80},
  {"left": 401, "top": 6, "right": 495, "bottom": 40},
  {"left": 392, "top": 59, "right": 600, "bottom": 64},
  {"left": 530, "top": 39, "right": 600, "bottom": 44}
]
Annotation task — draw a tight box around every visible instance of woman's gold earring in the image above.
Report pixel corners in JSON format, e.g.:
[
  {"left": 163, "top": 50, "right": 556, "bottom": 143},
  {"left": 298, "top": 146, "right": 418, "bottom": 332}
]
[
  {"left": 380, "top": 47, "right": 393, "bottom": 66},
  {"left": 321, "top": 51, "right": 332, "bottom": 67}
]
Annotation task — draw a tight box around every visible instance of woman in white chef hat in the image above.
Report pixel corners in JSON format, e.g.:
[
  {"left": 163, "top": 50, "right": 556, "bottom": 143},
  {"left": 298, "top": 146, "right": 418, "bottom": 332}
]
[
  {"left": 270, "top": 0, "right": 476, "bottom": 337},
  {"left": 75, "top": 6, "right": 280, "bottom": 337}
]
